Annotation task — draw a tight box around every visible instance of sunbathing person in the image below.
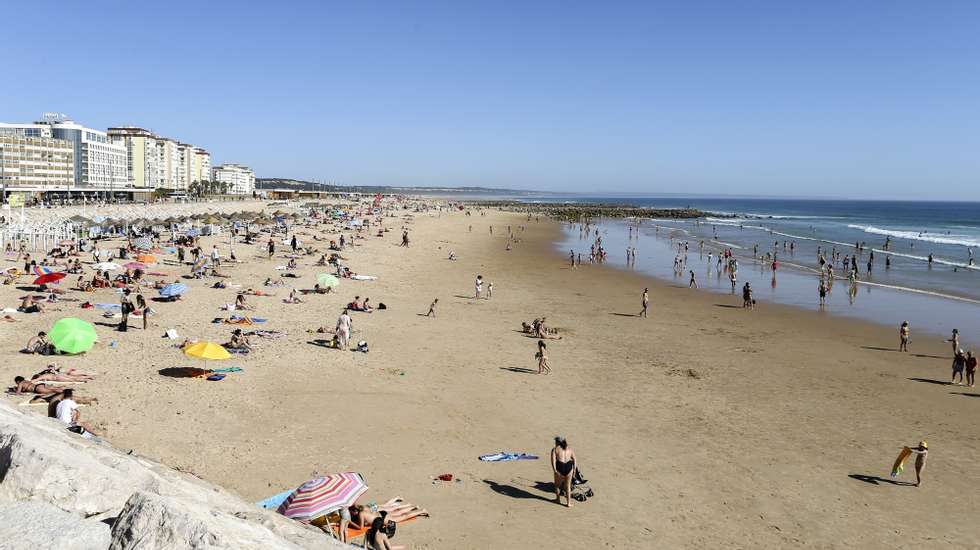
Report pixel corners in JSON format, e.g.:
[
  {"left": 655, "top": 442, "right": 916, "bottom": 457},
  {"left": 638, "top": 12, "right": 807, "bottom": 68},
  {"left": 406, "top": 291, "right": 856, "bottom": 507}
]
[
  {"left": 224, "top": 329, "right": 253, "bottom": 351},
  {"left": 235, "top": 294, "right": 253, "bottom": 310},
  {"left": 12, "top": 376, "right": 65, "bottom": 395},
  {"left": 284, "top": 288, "right": 304, "bottom": 304},
  {"left": 315, "top": 255, "right": 328, "bottom": 266},
  {"left": 264, "top": 277, "right": 285, "bottom": 287},
  {"left": 18, "top": 295, "right": 45, "bottom": 314},
  {"left": 32, "top": 365, "right": 94, "bottom": 382},
  {"left": 25, "top": 331, "right": 53, "bottom": 354}
]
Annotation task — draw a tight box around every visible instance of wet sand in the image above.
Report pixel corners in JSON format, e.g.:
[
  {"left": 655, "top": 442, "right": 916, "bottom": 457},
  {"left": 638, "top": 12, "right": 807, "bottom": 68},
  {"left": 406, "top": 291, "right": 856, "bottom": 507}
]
[{"left": 2, "top": 207, "right": 978, "bottom": 549}]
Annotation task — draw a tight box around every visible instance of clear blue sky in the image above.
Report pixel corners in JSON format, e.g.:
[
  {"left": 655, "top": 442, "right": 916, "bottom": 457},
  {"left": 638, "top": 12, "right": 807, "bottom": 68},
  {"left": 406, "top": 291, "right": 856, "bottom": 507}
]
[{"left": 6, "top": 1, "right": 979, "bottom": 199}]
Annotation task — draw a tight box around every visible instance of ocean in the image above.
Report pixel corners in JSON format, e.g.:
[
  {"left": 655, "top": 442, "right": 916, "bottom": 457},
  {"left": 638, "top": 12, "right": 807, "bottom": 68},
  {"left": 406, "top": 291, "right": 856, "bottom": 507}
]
[{"left": 536, "top": 196, "right": 980, "bottom": 340}]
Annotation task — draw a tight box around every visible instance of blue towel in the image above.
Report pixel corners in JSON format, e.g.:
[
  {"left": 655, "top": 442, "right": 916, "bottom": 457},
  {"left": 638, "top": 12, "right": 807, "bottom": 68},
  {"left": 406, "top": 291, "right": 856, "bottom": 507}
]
[
  {"left": 478, "top": 452, "right": 539, "bottom": 462},
  {"left": 95, "top": 303, "right": 121, "bottom": 310},
  {"left": 229, "top": 314, "right": 267, "bottom": 323},
  {"left": 256, "top": 489, "right": 294, "bottom": 510}
]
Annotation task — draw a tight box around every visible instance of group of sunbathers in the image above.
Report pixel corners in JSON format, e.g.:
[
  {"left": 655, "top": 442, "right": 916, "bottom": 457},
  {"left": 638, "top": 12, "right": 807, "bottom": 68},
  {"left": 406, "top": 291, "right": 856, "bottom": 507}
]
[{"left": 521, "top": 317, "right": 562, "bottom": 339}]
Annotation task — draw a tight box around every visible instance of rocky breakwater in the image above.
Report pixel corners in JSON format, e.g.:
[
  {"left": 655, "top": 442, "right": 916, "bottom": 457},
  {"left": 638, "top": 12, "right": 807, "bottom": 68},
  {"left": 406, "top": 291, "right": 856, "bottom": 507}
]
[
  {"left": 0, "top": 401, "right": 346, "bottom": 549},
  {"left": 462, "top": 200, "right": 709, "bottom": 222}
]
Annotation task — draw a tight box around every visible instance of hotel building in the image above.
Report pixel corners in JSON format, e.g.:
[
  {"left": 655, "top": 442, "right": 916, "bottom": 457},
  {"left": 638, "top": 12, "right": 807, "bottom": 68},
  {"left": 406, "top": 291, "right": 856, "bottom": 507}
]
[{"left": 212, "top": 163, "right": 255, "bottom": 195}]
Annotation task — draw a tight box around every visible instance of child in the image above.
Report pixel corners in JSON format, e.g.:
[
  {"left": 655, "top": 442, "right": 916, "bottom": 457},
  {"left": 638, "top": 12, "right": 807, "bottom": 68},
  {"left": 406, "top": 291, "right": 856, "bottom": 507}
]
[{"left": 899, "top": 321, "right": 910, "bottom": 352}]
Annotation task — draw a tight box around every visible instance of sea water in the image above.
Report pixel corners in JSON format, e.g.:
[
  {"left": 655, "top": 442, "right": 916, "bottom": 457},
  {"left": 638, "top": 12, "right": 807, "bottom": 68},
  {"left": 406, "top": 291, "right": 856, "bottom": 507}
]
[{"left": 544, "top": 197, "right": 980, "bottom": 341}]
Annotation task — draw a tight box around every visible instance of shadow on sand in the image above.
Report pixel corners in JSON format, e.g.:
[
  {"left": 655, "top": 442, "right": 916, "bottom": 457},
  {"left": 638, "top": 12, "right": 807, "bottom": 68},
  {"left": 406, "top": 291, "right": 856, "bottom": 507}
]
[
  {"left": 848, "top": 474, "right": 915, "bottom": 487},
  {"left": 482, "top": 480, "right": 553, "bottom": 502}
]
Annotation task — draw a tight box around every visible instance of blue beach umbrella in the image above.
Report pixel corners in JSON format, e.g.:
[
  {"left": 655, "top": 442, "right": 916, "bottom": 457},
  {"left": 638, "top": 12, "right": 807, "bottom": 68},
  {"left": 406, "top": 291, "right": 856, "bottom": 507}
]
[{"left": 159, "top": 283, "right": 188, "bottom": 298}]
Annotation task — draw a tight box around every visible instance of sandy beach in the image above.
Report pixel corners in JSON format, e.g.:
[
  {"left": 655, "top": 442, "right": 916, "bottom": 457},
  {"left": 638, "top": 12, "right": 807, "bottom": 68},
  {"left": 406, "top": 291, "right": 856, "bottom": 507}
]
[{"left": 2, "top": 204, "right": 978, "bottom": 549}]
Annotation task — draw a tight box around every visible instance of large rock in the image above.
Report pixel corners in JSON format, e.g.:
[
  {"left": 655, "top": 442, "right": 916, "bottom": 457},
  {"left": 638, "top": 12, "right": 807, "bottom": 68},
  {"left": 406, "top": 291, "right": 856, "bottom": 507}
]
[
  {"left": 0, "top": 401, "right": 345, "bottom": 549},
  {"left": 0, "top": 500, "right": 111, "bottom": 550}
]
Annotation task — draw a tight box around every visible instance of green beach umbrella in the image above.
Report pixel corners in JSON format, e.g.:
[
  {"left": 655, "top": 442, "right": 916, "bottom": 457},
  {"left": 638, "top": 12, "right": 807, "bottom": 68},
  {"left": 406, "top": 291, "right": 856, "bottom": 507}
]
[
  {"left": 49, "top": 317, "right": 98, "bottom": 355},
  {"left": 317, "top": 273, "right": 340, "bottom": 288}
]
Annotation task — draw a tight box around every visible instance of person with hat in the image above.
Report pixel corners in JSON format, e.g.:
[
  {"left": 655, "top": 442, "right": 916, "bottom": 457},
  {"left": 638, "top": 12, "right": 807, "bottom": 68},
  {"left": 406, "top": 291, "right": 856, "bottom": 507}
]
[{"left": 908, "top": 441, "right": 928, "bottom": 487}]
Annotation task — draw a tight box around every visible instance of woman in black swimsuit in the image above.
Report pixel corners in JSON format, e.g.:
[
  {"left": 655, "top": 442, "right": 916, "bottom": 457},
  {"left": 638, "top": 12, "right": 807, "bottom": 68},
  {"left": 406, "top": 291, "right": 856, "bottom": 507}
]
[{"left": 551, "top": 436, "right": 578, "bottom": 507}]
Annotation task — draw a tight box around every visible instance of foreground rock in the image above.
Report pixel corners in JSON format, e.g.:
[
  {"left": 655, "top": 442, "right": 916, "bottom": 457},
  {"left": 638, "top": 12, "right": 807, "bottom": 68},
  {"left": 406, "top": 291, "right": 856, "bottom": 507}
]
[{"left": 0, "top": 401, "right": 345, "bottom": 549}]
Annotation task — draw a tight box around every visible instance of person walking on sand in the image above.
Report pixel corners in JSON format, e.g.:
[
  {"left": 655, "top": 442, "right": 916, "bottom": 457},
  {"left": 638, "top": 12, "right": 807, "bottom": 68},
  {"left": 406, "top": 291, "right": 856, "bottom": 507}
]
[
  {"left": 119, "top": 289, "right": 132, "bottom": 332},
  {"left": 267, "top": 238, "right": 275, "bottom": 258},
  {"left": 474, "top": 275, "right": 483, "bottom": 299},
  {"left": 551, "top": 436, "right": 577, "bottom": 507},
  {"left": 570, "top": 249, "right": 576, "bottom": 269},
  {"left": 426, "top": 298, "right": 438, "bottom": 317},
  {"left": 899, "top": 321, "right": 910, "bottom": 352},
  {"left": 486, "top": 281, "right": 493, "bottom": 299},
  {"left": 290, "top": 234, "right": 297, "bottom": 252},
  {"left": 689, "top": 270, "right": 697, "bottom": 288},
  {"left": 639, "top": 288, "right": 649, "bottom": 318},
  {"left": 535, "top": 340, "right": 552, "bottom": 374}
]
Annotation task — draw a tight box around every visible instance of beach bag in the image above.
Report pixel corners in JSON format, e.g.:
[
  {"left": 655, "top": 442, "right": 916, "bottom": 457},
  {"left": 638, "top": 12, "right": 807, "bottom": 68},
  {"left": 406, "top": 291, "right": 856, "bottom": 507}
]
[{"left": 356, "top": 340, "right": 369, "bottom": 353}]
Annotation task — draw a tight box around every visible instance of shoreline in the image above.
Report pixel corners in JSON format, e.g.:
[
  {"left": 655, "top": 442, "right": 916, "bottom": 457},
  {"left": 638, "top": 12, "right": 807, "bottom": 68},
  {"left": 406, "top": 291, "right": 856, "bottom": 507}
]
[{"left": 2, "top": 206, "right": 977, "bottom": 549}]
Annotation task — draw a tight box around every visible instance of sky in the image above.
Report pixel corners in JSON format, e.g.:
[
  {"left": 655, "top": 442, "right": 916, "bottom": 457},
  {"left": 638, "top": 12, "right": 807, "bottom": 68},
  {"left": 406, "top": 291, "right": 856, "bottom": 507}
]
[{"left": 5, "top": 1, "right": 980, "bottom": 199}]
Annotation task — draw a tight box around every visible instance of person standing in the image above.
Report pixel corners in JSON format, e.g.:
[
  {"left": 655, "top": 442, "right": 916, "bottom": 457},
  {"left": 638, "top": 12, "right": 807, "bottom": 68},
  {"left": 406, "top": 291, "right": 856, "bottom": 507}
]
[
  {"left": 952, "top": 349, "right": 967, "bottom": 385},
  {"left": 899, "top": 321, "right": 910, "bottom": 352},
  {"left": 336, "top": 309, "right": 352, "bottom": 350},
  {"left": 818, "top": 281, "right": 828, "bottom": 307},
  {"left": 966, "top": 351, "right": 977, "bottom": 387},
  {"left": 474, "top": 275, "right": 483, "bottom": 299},
  {"left": 290, "top": 234, "right": 297, "bottom": 252},
  {"left": 210, "top": 245, "right": 220, "bottom": 267},
  {"left": 947, "top": 329, "right": 960, "bottom": 357},
  {"left": 119, "top": 289, "right": 132, "bottom": 332},
  {"left": 551, "top": 436, "right": 577, "bottom": 507},
  {"left": 742, "top": 282, "right": 754, "bottom": 309},
  {"left": 639, "top": 288, "right": 649, "bottom": 318},
  {"left": 267, "top": 238, "right": 275, "bottom": 258}
]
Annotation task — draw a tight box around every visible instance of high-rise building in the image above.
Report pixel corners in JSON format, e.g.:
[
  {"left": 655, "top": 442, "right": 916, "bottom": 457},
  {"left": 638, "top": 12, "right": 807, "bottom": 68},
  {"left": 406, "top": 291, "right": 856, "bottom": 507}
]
[
  {"left": 212, "top": 164, "right": 255, "bottom": 195},
  {"left": 2, "top": 117, "right": 128, "bottom": 192},
  {"left": 0, "top": 124, "right": 75, "bottom": 191},
  {"left": 107, "top": 127, "right": 160, "bottom": 189},
  {"left": 110, "top": 127, "right": 209, "bottom": 191},
  {"left": 191, "top": 147, "right": 211, "bottom": 185},
  {"left": 32, "top": 115, "right": 128, "bottom": 189}
]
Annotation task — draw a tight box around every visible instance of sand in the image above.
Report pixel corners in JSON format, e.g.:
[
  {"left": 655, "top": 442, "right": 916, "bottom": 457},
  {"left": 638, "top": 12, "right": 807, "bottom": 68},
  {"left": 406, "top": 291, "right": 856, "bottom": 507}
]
[{"left": 2, "top": 204, "right": 978, "bottom": 549}]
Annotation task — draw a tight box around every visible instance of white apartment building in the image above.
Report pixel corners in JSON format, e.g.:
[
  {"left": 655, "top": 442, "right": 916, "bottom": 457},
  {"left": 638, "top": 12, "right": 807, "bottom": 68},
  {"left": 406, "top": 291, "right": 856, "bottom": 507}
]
[
  {"left": 0, "top": 124, "right": 75, "bottom": 191},
  {"left": 2, "top": 116, "right": 126, "bottom": 190},
  {"left": 109, "top": 127, "right": 211, "bottom": 192},
  {"left": 212, "top": 163, "right": 255, "bottom": 195}
]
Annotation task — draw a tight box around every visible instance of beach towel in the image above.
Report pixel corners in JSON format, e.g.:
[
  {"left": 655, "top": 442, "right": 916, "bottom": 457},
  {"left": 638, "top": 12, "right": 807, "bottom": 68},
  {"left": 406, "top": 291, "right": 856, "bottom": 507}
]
[
  {"left": 210, "top": 367, "right": 243, "bottom": 373},
  {"left": 478, "top": 452, "right": 539, "bottom": 462},
  {"left": 95, "top": 303, "right": 121, "bottom": 310},
  {"left": 257, "top": 489, "right": 294, "bottom": 510},
  {"left": 350, "top": 275, "right": 377, "bottom": 281},
  {"left": 891, "top": 447, "right": 912, "bottom": 477}
]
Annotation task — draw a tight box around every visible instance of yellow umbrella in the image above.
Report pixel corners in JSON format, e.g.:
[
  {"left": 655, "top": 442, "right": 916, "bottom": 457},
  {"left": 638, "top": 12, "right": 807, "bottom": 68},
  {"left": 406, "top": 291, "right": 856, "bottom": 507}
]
[{"left": 183, "top": 341, "right": 231, "bottom": 371}]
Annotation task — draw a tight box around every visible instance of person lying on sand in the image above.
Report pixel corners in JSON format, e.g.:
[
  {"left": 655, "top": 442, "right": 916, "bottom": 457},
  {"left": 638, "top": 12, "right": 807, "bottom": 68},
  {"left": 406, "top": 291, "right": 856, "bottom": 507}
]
[
  {"left": 264, "top": 277, "right": 285, "bottom": 287},
  {"left": 34, "top": 364, "right": 95, "bottom": 380},
  {"left": 29, "top": 370, "right": 94, "bottom": 384},
  {"left": 18, "top": 295, "right": 45, "bottom": 314},
  {"left": 12, "top": 376, "right": 66, "bottom": 395}
]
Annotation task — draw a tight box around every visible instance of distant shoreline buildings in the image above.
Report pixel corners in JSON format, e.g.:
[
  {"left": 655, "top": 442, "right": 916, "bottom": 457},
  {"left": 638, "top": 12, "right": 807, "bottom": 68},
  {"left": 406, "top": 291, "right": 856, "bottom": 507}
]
[{"left": 0, "top": 113, "right": 254, "bottom": 203}]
